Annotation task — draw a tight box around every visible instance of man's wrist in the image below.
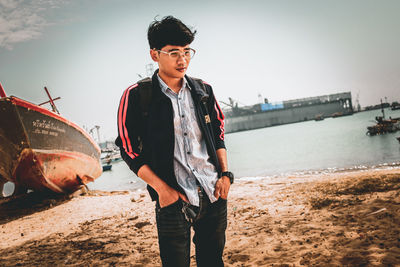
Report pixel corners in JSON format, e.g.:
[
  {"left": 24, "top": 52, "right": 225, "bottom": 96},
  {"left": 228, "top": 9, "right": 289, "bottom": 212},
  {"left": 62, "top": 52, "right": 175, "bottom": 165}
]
[
  {"left": 221, "top": 176, "right": 231, "bottom": 184},
  {"left": 221, "top": 171, "right": 234, "bottom": 184}
]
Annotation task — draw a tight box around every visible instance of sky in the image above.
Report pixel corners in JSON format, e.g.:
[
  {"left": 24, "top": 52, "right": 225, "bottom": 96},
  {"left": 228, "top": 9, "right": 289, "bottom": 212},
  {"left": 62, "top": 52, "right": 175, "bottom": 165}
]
[{"left": 1, "top": 0, "right": 399, "bottom": 141}]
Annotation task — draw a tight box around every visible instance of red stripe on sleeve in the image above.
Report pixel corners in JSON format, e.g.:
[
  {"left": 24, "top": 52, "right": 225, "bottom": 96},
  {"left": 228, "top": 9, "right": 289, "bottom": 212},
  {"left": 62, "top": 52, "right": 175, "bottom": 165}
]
[
  {"left": 203, "top": 81, "right": 225, "bottom": 141},
  {"left": 118, "top": 88, "right": 129, "bottom": 150},
  {"left": 214, "top": 99, "right": 225, "bottom": 140},
  {"left": 118, "top": 84, "right": 139, "bottom": 159},
  {"left": 215, "top": 99, "right": 225, "bottom": 120}
]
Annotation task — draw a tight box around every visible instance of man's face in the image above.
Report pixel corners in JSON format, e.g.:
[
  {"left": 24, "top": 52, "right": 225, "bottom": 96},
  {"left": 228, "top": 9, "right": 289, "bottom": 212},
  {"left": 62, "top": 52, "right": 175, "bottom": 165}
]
[{"left": 150, "top": 44, "right": 192, "bottom": 80}]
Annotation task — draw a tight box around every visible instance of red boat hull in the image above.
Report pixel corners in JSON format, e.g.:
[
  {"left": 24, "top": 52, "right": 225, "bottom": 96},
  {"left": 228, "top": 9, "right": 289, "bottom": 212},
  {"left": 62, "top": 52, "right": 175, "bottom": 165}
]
[
  {"left": 14, "top": 149, "right": 101, "bottom": 193},
  {"left": 0, "top": 96, "right": 102, "bottom": 194}
]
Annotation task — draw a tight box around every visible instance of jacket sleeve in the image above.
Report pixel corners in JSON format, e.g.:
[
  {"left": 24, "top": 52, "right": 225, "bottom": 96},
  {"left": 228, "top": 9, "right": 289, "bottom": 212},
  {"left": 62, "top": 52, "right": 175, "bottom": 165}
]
[
  {"left": 205, "top": 83, "right": 226, "bottom": 150},
  {"left": 115, "top": 84, "right": 147, "bottom": 175}
]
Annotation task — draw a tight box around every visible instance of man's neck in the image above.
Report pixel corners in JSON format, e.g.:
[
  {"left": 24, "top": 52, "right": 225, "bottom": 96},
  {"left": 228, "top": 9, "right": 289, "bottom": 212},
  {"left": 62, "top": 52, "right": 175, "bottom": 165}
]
[{"left": 158, "top": 72, "right": 183, "bottom": 93}]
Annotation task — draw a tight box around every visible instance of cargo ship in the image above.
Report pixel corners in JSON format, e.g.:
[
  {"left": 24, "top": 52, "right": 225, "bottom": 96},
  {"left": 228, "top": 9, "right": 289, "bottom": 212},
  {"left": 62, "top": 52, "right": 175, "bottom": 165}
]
[
  {"left": 0, "top": 83, "right": 102, "bottom": 196},
  {"left": 222, "top": 92, "right": 353, "bottom": 133}
]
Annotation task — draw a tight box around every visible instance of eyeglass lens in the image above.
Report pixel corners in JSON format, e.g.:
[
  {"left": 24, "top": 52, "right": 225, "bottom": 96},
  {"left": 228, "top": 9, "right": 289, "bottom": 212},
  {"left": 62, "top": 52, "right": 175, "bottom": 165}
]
[{"left": 170, "top": 49, "right": 195, "bottom": 59}]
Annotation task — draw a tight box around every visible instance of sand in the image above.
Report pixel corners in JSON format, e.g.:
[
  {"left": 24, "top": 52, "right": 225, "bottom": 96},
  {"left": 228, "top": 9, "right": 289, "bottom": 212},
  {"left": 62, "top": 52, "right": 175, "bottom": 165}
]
[{"left": 0, "top": 168, "right": 400, "bottom": 266}]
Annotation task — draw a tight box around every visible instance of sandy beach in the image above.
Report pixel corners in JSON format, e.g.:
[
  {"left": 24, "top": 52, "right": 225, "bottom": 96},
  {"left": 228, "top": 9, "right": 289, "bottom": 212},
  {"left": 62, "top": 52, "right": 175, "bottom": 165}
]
[{"left": 1, "top": 168, "right": 400, "bottom": 266}]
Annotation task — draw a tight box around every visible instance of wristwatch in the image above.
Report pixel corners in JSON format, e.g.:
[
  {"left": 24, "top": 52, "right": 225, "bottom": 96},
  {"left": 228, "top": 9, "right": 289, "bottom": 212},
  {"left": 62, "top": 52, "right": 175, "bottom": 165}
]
[{"left": 221, "top": 171, "right": 234, "bottom": 184}]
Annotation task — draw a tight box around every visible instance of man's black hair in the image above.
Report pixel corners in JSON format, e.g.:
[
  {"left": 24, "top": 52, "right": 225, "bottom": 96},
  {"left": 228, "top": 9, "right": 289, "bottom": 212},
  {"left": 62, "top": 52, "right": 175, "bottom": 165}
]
[{"left": 147, "top": 16, "right": 196, "bottom": 50}]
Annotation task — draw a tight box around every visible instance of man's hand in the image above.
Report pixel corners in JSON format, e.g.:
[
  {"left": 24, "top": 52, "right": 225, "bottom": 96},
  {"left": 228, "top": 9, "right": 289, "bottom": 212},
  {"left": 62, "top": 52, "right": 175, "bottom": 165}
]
[
  {"left": 158, "top": 185, "right": 189, "bottom": 208},
  {"left": 214, "top": 176, "right": 231, "bottom": 200},
  {"left": 137, "top": 165, "right": 189, "bottom": 208}
]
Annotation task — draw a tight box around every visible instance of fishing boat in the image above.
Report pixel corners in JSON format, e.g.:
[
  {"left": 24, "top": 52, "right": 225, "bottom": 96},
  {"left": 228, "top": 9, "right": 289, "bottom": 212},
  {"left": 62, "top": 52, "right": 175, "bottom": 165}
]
[
  {"left": 367, "top": 99, "right": 400, "bottom": 136},
  {"left": 0, "top": 83, "right": 102, "bottom": 195},
  {"left": 100, "top": 151, "right": 113, "bottom": 172},
  {"left": 314, "top": 114, "right": 324, "bottom": 121},
  {"left": 366, "top": 116, "right": 400, "bottom": 136},
  {"left": 391, "top": 102, "right": 400, "bottom": 110},
  {"left": 366, "top": 99, "right": 400, "bottom": 136},
  {"left": 102, "top": 164, "right": 112, "bottom": 172}
]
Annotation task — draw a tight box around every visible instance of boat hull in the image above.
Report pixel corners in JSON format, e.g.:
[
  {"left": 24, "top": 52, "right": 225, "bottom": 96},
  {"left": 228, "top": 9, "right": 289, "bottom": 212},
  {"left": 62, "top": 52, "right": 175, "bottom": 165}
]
[
  {"left": 102, "top": 164, "right": 112, "bottom": 172},
  {"left": 366, "top": 117, "right": 400, "bottom": 136},
  {"left": 0, "top": 97, "right": 102, "bottom": 194}
]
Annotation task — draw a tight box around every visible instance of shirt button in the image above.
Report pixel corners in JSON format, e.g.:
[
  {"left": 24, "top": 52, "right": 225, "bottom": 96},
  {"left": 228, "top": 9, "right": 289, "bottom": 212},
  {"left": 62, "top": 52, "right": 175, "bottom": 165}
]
[
  {"left": 182, "top": 115, "right": 185, "bottom": 118},
  {"left": 187, "top": 151, "right": 191, "bottom": 155},
  {"left": 184, "top": 133, "right": 187, "bottom": 136}
]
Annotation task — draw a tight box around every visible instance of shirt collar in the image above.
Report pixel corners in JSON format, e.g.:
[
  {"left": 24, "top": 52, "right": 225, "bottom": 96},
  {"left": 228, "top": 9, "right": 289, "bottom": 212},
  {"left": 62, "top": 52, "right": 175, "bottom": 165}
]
[{"left": 157, "top": 74, "right": 190, "bottom": 94}]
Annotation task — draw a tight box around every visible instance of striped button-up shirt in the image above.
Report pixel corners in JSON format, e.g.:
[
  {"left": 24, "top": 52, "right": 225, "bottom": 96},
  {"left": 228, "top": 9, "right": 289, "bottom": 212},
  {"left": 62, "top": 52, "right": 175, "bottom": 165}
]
[{"left": 158, "top": 75, "right": 219, "bottom": 206}]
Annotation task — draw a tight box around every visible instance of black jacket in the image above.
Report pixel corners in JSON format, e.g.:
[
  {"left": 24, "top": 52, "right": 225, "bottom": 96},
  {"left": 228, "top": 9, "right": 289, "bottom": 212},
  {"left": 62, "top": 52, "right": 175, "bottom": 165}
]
[{"left": 115, "top": 70, "right": 225, "bottom": 201}]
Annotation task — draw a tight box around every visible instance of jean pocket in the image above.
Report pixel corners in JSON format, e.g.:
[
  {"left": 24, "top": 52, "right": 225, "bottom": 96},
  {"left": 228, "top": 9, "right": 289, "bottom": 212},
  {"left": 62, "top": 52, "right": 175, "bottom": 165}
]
[
  {"left": 158, "top": 199, "right": 181, "bottom": 213},
  {"left": 217, "top": 197, "right": 228, "bottom": 210}
]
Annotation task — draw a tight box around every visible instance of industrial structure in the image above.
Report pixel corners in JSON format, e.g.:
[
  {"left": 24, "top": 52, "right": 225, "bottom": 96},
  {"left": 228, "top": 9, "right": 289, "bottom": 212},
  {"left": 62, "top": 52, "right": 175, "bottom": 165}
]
[{"left": 222, "top": 92, "right": 353, "bottom": 133}]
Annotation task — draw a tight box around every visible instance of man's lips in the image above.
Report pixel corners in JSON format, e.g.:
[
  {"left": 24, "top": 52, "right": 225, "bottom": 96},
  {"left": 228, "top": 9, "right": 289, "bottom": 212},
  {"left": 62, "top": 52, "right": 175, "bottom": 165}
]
[{"left": 176, "top": 67, "right": 186, "bottom": 72}]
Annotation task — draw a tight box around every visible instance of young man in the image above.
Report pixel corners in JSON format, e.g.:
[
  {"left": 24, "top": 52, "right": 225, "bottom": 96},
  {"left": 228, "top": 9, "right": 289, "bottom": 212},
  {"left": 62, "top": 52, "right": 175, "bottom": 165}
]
[{"left": 116, "top": 16, "right": 234, "bottom": 267}]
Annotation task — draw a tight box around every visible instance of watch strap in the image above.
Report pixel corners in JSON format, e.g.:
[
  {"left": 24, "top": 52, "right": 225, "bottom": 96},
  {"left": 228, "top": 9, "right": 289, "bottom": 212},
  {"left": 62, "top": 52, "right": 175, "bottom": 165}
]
[{"left": 221, "top": 171, "right": 234, "bottom": 184}]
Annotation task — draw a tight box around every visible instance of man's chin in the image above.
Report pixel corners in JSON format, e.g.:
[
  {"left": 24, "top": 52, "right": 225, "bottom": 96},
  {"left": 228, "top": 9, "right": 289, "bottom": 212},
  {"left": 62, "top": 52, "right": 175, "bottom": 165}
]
[
  {"left": 160, "top": 69, "right": 187, "bottom": 79},
  {"left": 174, "top": 71, "right": 186, "bottom": 79}
]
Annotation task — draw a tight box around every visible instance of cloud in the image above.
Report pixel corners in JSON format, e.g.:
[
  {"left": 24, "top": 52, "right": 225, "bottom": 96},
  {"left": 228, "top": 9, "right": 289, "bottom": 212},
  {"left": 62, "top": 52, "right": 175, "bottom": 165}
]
[{"left": 0, "top": 0, "right": 67, "bottom": 50}]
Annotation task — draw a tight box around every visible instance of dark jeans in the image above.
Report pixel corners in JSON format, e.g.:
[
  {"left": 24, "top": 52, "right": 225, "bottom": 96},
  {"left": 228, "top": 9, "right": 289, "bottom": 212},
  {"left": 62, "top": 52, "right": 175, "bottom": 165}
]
[{"left": 155, "top": 190, "right": 227, "bottom": 267}]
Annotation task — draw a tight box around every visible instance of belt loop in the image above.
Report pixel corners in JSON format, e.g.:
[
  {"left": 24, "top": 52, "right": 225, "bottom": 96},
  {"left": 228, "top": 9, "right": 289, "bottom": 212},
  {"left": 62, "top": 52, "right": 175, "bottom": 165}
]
[{"left": 197, "top": 185, "right": 203, "bottom": 197}]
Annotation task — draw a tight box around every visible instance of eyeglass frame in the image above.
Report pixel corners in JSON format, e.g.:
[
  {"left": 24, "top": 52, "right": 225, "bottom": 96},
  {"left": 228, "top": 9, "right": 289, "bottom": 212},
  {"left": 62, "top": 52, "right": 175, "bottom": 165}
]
[{"left": 155, "top": 48, "right": 196, "bottom": 60}]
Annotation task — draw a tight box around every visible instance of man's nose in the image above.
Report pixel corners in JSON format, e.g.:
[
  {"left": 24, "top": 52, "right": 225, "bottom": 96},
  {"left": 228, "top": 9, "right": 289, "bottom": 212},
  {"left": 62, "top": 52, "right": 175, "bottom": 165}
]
[{"left": 177, "top": 53, "right": 188, "bottom": 63}]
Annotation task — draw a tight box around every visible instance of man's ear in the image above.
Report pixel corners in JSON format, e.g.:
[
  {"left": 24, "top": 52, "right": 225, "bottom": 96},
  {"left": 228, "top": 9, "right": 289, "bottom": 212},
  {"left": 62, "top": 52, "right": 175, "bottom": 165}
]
[{"left": 150, "top": 49, "right": 159, "bottom": 62}]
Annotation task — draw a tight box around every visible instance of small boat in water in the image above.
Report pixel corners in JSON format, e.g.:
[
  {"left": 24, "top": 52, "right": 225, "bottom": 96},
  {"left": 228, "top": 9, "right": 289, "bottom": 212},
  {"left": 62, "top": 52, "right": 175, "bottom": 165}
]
[
  {"left": 366, "top": 116, "right": 400, "bottom": 136},
  {"left": 102, "top": 164, "right": 112, "bottom": 171},
  {"left": 366, "top": 99, "right": 400, "bottom": 136},
  {"left": 314, "top": 114, "right": 324, "bottom": 121},
  {"left": 0, "top": 83, "right": 102, "bottom": 195},
  {"left": 391, "top": 102, "right": 400, "bottom": 110},
  {"left": 101, "top": 152, "right": 113, "bottom": 172},
  {"left": 397, "top": 137, "right": 400, "bottom": 143}
]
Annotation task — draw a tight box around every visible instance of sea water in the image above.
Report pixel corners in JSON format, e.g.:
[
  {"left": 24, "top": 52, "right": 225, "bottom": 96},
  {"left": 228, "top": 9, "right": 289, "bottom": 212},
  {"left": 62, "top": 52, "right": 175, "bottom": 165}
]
[
  {"left": 89, "top": 108, "right": 400, "bottom": 191},
  {"left": 6, "top": 109, "right": 396, "bottom": 195}
]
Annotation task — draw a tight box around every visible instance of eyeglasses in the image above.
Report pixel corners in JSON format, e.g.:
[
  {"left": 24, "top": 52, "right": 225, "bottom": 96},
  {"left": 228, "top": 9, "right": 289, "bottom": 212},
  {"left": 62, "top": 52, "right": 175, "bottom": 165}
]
[{"left": 156, "top": 48, "right": 196, "bottom": 60}]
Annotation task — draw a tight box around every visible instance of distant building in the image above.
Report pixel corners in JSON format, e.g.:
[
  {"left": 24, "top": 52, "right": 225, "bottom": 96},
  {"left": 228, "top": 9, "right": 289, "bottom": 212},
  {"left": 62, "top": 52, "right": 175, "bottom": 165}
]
[{"left": 223, "top": 92, "right": 353, "bottom": 133}]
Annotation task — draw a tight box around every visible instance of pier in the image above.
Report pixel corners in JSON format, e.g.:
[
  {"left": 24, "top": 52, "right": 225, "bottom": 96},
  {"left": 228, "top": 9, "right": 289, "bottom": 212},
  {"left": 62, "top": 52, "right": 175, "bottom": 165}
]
[{"left": 224, "top": 92, "right": 353, "bottom": 133}]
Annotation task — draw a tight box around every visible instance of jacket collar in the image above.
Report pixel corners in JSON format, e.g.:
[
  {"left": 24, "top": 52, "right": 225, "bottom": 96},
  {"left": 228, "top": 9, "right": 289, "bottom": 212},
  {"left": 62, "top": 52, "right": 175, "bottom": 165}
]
[
  {"left": 151, "top": 70, "right": 168, "bottom": 103},
  {"left": 185, "top": 74, "right": 209, "bottom": 102},
  {"left": 157, "top": 73, "right": 190, "bottom": 95},
  {"left": 151, "top": 69, "right": 209, "bottom": 103}
]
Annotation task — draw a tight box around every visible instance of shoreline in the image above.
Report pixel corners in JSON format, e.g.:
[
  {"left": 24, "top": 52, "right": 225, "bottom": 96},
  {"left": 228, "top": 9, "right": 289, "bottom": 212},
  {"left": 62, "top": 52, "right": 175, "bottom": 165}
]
[
  {"left": 1, "top": 168, "right": 400, "bottom": 265},
  {"left": 4, "top": 162, "right": 398, "bottom": 197},
  {"left": 241, "top": 161, "right": 400, "bottom": 179}
]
